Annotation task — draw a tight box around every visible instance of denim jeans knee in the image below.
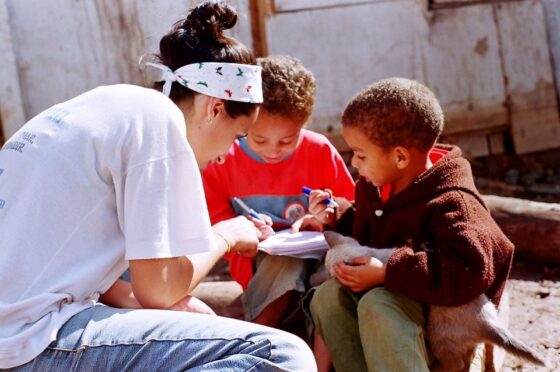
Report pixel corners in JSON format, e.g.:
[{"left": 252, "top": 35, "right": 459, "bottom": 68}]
[{"left": 11, "top": 304, "right": 316, "bottom": 372}]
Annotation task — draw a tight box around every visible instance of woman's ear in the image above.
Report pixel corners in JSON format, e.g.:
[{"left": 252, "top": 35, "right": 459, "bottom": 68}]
[
  {"left": 393, "top": 146, "right": 410, "bottom": 169},
  {"left": 206, "top": 97, "right": 226, "bottom": 124}
]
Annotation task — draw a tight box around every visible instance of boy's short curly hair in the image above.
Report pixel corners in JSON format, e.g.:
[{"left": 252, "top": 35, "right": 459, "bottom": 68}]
[
  {"left": 258, "top": 55, "right": 315, "bottom": 123},
  {"left": 342, "top": 78, "right": 444, "bottom": 150}
]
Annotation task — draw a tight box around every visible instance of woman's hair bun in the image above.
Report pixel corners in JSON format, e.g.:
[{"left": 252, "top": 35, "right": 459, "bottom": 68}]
[{"left": 182, "top": 0, "right": 238, "bottom": 42}]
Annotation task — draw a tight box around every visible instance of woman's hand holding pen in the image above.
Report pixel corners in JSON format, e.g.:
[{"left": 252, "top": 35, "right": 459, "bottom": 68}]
[
  {"left": 213, "top": 216, "right": 261, "bottom": 257},
  {"left": 231, "top": 197, "right": 274, "bottom": 240}
]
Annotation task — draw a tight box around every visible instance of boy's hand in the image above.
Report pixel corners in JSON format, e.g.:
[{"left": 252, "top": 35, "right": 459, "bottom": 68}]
[
  {"left": 334, "top": 256, "right": 386, "bottom": 292},
  {"left": 291, "top": 214, "right": 324, "bottom": 233},
  {"left": 249, "top": 213, "right": 275, "bottom": 240},
  {"left": 307, "top": 189, "right": 337, "bottom": 226}
]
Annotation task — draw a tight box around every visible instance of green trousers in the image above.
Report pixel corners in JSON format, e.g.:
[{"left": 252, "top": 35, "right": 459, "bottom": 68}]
[{"left": 310, "top": 279, "right": 430, "bottom": 372}]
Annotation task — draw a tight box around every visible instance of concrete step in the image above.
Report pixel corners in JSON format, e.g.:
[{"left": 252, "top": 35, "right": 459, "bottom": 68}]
[{"left": 191, "top": 281, "right": 244, "bottom": 320}]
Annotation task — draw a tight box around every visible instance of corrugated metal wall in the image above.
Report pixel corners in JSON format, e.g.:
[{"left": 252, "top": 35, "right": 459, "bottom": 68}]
[
  {"left": 261, "top": 0, "right": 560, "bottom": 157},
  {"left": 2, "top": 0, "right": 560, "bottom": 158},
  {"left": 0, "top": 0, "right": 252, "bottom": 139}
]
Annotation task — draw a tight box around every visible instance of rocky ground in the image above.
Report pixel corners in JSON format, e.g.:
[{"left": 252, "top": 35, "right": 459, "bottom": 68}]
[
  {"left": 198, "top": 153, "right": 560, "bottom": 370},
  {"left": 502, "top": 262, "right": 560, "bottom": 371},
  {"left": 469, "top": 152, "right": 560, "bottom": 370},
  {"left": 199, "top": 259, "right": 560, "bottom": 371}
]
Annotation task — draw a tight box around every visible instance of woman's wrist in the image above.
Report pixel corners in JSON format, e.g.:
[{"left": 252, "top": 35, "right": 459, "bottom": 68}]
[{"left": 213, "top": 231, "right": 233, "bottom": 254}]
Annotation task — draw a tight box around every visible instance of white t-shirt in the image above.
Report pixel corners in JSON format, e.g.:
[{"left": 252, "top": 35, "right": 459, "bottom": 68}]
[{"left": 0, "top": 84, "right": 216, "bottom": 368}]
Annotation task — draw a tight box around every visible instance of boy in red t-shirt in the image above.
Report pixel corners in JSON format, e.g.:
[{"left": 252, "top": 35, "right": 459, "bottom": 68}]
[{"left": 202, "top": 55, "right": 355, "bottom": 333}]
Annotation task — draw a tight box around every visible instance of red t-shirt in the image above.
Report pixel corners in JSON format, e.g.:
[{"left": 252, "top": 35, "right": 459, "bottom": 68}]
[{"left": 203, "top": 129, "right": 356, "bottom": 289}]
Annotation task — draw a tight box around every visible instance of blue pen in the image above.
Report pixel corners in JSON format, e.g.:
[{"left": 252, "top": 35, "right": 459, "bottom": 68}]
[
  {"left": 232, "top": 196, "right": 264, "bottom": 221},
  {"left": 302, "top": 186, "right": 339, "bottom": 208}
]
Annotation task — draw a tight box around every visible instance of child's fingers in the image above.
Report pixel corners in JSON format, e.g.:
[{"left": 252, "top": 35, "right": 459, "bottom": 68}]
[
  {"left": 347, "top": 256, "right": 370, "bottom": 266},
  {"left": 336, "top": 271, "right": 357, "bottom": 289},
  {"left": 248, "top": 214, "right": 273, "bottom": 229},
  {"left": 291, "top": 217, "right": 304, "bottom": 233},
  {"left": 258, "top": 213, "right": 273, "bottom": 226},
  {"left": 308, "top": 190, "right": 330, "bottom": 211},
  {"left": 334, "top": 262, "right": 355, "bottom": 281},
  {"left": 291, "top": 214, "right": 324, "bottom": 233},
  {"left": 258, "top": 224, "right": 275, "bottom": 240}
]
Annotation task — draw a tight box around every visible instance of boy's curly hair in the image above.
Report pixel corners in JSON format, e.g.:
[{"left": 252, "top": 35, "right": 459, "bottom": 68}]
[
  {"left": 258, "top": 55, "right": 315, "bottom": 123},
  {"left": 342, "top": 78, "right": 444, "bottom": 150}
]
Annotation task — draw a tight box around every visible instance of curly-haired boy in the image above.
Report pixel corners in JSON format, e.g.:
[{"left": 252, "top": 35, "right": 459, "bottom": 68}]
[
  {"left": 203, "top": 55, "right": 355, "bottom": 330},
  {"left": 308, "top": 77, "right": 515, "bottom": 371}
]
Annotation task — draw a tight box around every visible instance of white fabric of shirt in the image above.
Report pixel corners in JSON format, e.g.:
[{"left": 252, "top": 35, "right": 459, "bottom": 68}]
[{"left": 0, "top": 84, "right": 215, "bottom": 368}]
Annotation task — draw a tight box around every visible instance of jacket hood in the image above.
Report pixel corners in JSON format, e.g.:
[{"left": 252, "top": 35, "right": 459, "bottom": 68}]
[{"left": 375, "top": 144, "right": 487, "bottom": 210}]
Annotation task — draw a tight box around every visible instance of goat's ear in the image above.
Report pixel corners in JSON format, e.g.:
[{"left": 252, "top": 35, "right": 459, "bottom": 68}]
[{"left": 323, "top": 231, "right": 349, "bottom": 248}]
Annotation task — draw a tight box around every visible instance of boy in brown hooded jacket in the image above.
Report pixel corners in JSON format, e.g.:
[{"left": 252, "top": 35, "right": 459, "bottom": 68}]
[{"left": 308, "top": 77, "right": 515, "bottom": 372}]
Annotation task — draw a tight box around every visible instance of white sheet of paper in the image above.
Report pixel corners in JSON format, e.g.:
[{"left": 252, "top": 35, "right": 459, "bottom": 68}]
[{"left": 258, "top": 229, "right": 328, "bottom": 260}]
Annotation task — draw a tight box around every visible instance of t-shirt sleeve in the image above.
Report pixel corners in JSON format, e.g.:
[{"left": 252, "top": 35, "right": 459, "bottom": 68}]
[{"left": 116, "top": 151, "right": 215, "bottom": 260}]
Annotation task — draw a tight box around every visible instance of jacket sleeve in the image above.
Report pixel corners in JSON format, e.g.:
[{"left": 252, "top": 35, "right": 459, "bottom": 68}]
[
  {"left": 384, "top": 191, "right": 511, "bottom": 306},
  {"left": 202, "top": 164, "right": 236, "bottom": 225}
]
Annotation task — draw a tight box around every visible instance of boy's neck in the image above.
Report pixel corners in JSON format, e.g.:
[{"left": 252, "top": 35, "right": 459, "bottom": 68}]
[{"left": 390, "top": 149, "right": 433, "bottom": 196}]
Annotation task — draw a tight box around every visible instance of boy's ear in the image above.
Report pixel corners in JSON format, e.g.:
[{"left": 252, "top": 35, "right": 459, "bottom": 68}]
[{"left": 393, "top": 146, "right": 410, "bottom": 170}]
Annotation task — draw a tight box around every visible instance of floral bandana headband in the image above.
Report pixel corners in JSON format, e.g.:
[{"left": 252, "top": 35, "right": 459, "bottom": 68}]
[{"left": 146, "top": 61, "right": 263, "bottom": 103}]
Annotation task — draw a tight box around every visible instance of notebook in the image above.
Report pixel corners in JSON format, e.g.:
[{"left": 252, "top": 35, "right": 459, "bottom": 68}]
[{"left": 258, "top": 229, "right": 328, "bottom": 260}]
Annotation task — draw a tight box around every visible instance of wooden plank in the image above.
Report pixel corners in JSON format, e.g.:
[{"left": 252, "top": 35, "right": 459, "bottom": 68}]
[
  {"left": 266, "top": 1, "right": 511, "bottom": 138},
  {"left": 483, "top": 195, "right": 560, "bottom": 264},
  {"left": 266, "top": 1, "right": 428, "bottom": 133},
  {"left": 496, "top": 0, "right": 560, "bottom": 154},
  {"left": 0, "top": 0, "right": 25, "bottom": 140},
  {"left": 431, "top": 0, "right": 522, "bottom": 10},
  {"left": 543, "top": 0, "right": 560, "bottom": 105},
  {"left": 423, "top": 4, "right": 508, "bottom": 135},
  {"left": 249, "top": 0, "right": 269, "bottom": 57},
  {"left": 274, "top": 0, "right": 389, "bottom": 13},
  {"left": 4, "top": 0, "right": 253, "bottom": 122},
  {"left": 444, "top": 107, "right": 507, "bottom": 135},
  {"left": 443, "top": 131, "right": 491, "bottom": 158}
]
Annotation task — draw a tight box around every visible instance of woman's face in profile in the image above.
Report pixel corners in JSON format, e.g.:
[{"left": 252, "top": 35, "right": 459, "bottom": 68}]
[
  {"left": 200, "top": 105, "right": 260, "bottom": 170},
  {"left": 183, "top": 95, "right": 259, "bottom": 170}
]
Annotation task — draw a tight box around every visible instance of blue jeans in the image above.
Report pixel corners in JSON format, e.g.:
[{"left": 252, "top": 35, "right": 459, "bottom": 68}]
[{"left": 10, "top": 304, "right": 316, "bottom": 371}]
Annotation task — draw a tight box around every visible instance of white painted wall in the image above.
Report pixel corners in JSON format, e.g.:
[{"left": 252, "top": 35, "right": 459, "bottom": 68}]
[
  {"left": 2, "top": 0, "right": 251, "bottom": 121},
  {"left": 2, "top": 0, "right": 559, "bottom": 156},
  {"left": 263, "top": 0, "right": 560, "bottom": 155},
  {"left": 0, "top": 0, "right": 25, "bottom": 139}
]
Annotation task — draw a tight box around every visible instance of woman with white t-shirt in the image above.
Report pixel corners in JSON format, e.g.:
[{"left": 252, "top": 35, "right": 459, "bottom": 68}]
[{"left": 0, "top": 1, "right": 315, "bottom": 371}]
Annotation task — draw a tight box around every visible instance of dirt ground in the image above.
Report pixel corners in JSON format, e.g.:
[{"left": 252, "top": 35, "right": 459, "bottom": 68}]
[
  {"left": 502, "top": 261, "right": 560, "bottom": 371},
  {"left": 197, "top": 154, "right": 560, "bottom": 370},
  {"left": 203, "top": 259, "right": 560, "bottom": 371}
]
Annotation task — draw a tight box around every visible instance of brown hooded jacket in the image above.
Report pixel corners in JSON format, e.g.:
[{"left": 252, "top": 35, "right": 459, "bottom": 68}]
[{"left": 336, "top": 144, "right": 514, "bottom": 306}]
